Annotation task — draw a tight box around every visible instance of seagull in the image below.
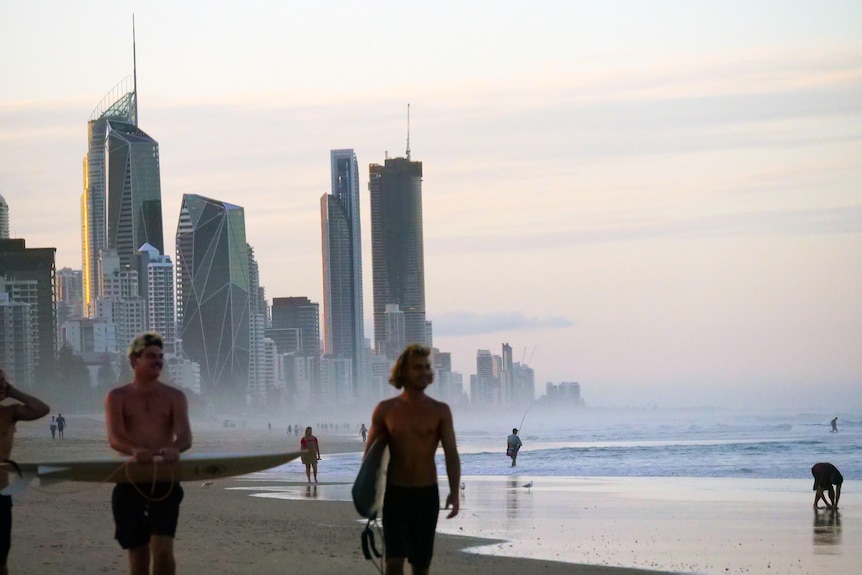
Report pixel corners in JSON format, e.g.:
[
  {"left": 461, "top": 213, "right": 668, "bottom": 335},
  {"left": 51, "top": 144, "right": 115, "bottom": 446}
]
[
  {"left": 201, "top": 481, "right": 213, "bottom": 488},
  {"left": 522, "top": 481, "right": 533, "bottom": 492},
  {"left": 459, "top": 481, "right": 466, "bottom": 492}
]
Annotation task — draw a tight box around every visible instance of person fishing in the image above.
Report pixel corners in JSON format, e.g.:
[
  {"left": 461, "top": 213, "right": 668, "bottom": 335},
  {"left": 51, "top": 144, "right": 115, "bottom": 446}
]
[{"left": 506, "top": 428, "right": 523, "bottom": 467}]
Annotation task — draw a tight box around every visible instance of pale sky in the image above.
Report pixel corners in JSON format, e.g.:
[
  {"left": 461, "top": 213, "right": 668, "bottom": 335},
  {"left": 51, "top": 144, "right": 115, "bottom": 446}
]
[{"left": 1, "top": 1, "right": 861, "bottom": 410}]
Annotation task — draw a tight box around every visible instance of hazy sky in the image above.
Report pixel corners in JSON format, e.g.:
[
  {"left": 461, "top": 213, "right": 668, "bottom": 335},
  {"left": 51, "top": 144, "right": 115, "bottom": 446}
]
[{"left": 2, "top": 1, "right": 861, "bottom": 410}]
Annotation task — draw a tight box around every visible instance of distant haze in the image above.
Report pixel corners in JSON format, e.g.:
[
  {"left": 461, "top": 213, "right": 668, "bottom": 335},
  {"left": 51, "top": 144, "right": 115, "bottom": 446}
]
[{"left": 1, "top": 1, "right": 860, "bottom": 411}]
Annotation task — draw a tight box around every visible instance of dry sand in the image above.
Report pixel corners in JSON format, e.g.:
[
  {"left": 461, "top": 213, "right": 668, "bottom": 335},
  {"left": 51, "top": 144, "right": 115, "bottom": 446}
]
[{"left": 6, "top": 415, "right": 658, "bottom": 574}]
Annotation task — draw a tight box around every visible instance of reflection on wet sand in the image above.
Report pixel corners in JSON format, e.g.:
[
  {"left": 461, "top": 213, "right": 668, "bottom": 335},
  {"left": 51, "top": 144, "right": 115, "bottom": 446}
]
[
  {"left": 305, "top": 484, "right": 318, "bottom": 499},
  {"left": 813, "top": 509, "right": 841, "bottom": 551}
]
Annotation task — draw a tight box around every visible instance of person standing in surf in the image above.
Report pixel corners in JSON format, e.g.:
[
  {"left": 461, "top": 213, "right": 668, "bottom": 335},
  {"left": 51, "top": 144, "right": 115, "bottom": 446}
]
[
  {"left": 0, "top": 368, "right": 51, "bottom": 575},
  {"left": 105, "top": 332, "right": 192, "bottom": 575},
  {"left": 830, "top": 417, "right": 838, "bottom": 432},
  {"left": 365, "top": 343, "right": 461, "bottom": 575},
  {"left": 507, "top": 428, "right": 523, "bottom": 467},
  {"left": 300, "top": 427, "right": 321, "bottom": 483}
]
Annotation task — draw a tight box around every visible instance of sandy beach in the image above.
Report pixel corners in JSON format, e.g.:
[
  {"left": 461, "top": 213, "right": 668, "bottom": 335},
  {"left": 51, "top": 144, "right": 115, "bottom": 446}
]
[{"left": 5, "top": 415, "right": 859, "bottom": 574}]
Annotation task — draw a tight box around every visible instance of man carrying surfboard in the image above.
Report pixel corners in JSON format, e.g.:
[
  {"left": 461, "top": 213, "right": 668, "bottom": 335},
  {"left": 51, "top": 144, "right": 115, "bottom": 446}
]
[
  {"left": 105, "top": 332, "right": 192, "bottom": 575},
  {"left": 365, "top": 343, "right": 461, "bottom": 575},
  {"left": 0, "top": 368, "right": 50, "bottom": 575}
]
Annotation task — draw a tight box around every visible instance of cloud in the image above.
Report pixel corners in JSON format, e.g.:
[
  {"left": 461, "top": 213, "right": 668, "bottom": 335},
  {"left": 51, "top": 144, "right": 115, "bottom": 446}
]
[{"left": 433, "top": 312, "right": 573, "bottom": 336}]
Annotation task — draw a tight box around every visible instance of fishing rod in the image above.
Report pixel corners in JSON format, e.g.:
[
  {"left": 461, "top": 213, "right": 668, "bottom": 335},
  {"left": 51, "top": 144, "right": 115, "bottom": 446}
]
[{"left": 518, "top": 400, "right": 538, "bottom": 435}]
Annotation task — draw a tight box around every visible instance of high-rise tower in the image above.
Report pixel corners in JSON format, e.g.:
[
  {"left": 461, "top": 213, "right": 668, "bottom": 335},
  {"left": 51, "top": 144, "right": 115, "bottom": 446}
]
[
  {"left": 81, "top": 78, "right": 136, "bottom": 316},
  {"left": 321, "top": 149, "right": 365, "bottom": 394},
  {"left": 0, "top": 194, "right": 9, "bottom": 238},
  {"left": 105, "top": 120, "right": 164, "bottom": 270},
  {"left": 369, "top": 154, "right": 426, "bottom": 359},
  {"left": 175, "top": 194, "right": 250, "bottom": 405}
]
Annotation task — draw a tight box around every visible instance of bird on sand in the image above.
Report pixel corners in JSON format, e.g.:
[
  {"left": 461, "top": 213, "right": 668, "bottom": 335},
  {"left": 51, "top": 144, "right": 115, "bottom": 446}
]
[
  {"left": 201, "top": 481, "right": 213, "bottom": 488},
  {"left": 522, "top": 481, "right": 533, "bottom": 492}
]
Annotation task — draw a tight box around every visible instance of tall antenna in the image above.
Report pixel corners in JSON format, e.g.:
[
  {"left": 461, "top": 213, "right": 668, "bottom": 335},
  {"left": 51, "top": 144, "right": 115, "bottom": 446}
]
[
  {"left": 132, "top": 14, "right": 138, "bottom": 126},
  {"left": 406, "top": 103, "right": 411, "bottom": 160}
]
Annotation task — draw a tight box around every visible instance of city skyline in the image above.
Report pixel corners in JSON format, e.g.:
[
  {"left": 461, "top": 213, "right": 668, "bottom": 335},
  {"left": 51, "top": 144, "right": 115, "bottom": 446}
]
[{"left": 2, "top": 2, "right": 861, "bottom": 410}]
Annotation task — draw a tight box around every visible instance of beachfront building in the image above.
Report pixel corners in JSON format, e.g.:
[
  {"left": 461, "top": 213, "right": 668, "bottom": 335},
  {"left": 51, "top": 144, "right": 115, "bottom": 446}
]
[
  {"left": 471, "top": 349, "right": 502, "bottom": 407},
  {"left": 321, "top": 149, "right": 366, "bottom": 398},
  {"left": 271, "top": 297, "right": 320, "bottom": 403},
  {"left": 369, "top": 153, "right": 427, "bottom": 359},
  {"left": 0, "top": 293, "right": 35, "bottom": 388},
  {"left": 176, "top": 194, "right": 251, "bottom": 407},
  {"left": 135, "top": 243, "right": 174, "bottom": 349},
  {"left": 0, "top": 194, "right": 9, "bottom": 239},
  {"left": 0, "top": 239, "right": 57, "bottom": 374}
]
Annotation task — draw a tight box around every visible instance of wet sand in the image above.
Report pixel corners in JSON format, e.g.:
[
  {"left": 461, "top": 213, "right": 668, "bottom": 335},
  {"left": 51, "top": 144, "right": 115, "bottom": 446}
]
[{"left": 7, "top": 415, "right": 857, "bottom": 574}]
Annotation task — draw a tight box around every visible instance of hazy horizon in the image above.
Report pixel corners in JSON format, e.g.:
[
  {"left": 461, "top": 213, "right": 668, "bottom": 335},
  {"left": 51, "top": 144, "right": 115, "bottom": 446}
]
[{"left": 2, "top": 1, "right": 860, "bottom": 411}]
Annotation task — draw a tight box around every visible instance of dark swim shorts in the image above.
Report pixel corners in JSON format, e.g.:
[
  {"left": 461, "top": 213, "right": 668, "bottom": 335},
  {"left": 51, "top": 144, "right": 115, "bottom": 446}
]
[
  {"left": 112, "top": 482, "right": 184, "bottom": 549},
  {"left": 383, "top": 484, "right": 440, "bottom": 567},
  {"left": 0, "top": 495, "right": 11, "bottom": 565}
]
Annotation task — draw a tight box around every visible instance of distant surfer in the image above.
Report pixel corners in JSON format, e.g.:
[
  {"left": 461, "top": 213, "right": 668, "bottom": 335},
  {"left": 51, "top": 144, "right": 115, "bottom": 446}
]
[
  {"left": 359, "top": 423, "right": 368, "bottom": 442},
  {"left": 507, "top": 428, "right": 522, "bottom": 467},
  {"left": 105, "top": 332, "right": 193, "bottom": 575},
  {"left": 300, "top": 427, "right": 321, "bottom": 483},
  {"left": 366, "top": 343, "right": 461, "bottom": 575},
  {"left": 830, "top": 417, "right": 838, "bottom": 432},
  {"left": 0, "top": 367, "right": 51, "bottom": 575},
  {"left": 811, "top": 462, "right": 843, "bottom": 510}
]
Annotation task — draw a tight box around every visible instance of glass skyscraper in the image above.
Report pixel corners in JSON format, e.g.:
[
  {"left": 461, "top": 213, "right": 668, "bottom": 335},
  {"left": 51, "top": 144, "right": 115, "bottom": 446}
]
[
  {"left": 321, "top": 149, "right": 365, "bottom": 395},
  {"left": 106, "top": 120, "right": 164, "bottom": 270},
  {"left": 369, "top": 156, "right": 426, "bottom": 359},
  {"left": 175, "top": 194, "right": 250, "bottom": 404},
  {"left": 81, "top": 78, "right": 137, "bottom": 316}
]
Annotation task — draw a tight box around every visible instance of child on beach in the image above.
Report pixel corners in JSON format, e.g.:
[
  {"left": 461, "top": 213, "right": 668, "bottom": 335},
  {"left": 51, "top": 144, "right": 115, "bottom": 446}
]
[
  {"left": 366, "top": 343, "right": 461, "bottom": 575},
  {"left": 105, "top": 332, "right": 192, "bottom": 575}
]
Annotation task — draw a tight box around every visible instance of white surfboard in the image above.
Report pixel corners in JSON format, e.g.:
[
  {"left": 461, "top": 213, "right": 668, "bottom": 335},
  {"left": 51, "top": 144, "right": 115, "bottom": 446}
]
[
  {"left": 0, "top": 451, "right": 303, "bottom": 489},
  {"left": 352, "top": 437, "right": 389, "bottom": 519}
]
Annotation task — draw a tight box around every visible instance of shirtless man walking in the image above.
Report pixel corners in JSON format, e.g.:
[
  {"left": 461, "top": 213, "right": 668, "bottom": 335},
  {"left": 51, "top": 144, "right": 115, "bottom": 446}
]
[
  {"left": 0, "top": 369, "right": 50, "bottom": 575},
  {"left": 105, "top": 333, "right": 192, "bottom": 575},
  {"left": 365, "top": 344, "right": 460, "bottom": 575}
]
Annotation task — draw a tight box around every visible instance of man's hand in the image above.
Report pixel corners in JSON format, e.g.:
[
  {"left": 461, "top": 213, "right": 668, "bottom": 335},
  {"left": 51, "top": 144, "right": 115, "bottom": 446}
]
[
  {"left": 159, "top": 447, "right": 181, "bottom": 464},
  {"left": 445, "top": 492, "right": 460, "bottom": 518},
  {"left": 132, "top": 449, "right": 155, "bottom": 464}
]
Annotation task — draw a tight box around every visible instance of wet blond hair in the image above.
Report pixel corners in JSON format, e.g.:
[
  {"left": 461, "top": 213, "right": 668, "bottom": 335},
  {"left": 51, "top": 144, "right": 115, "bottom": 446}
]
[
  {"left": 128, "top": 332, "right": 164, "bottom": 362},
  {"left": 389, "top": 344, "right": 433, "bottom": 389}
]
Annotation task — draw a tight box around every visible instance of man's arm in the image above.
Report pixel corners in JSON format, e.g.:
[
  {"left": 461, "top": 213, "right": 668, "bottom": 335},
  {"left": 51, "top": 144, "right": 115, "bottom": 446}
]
[
  {"left": 161, "top": 390, "right": 192, "bottom": 463},
  {"left": 6, "top": 385, "right": 50, "bottom": 422},
  {"left": 439, "top": 403, "right": 461, "bottom": 518}
]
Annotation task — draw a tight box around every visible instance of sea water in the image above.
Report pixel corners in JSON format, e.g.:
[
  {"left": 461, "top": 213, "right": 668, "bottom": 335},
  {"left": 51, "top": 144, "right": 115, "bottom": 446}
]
[{"left": 262, "top": 408, "right": 861, "bottom": 481}]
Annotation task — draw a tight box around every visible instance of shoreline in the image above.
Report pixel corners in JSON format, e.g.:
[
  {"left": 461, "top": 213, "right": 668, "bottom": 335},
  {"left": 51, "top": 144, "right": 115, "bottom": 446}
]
[{"left": 7, "top": 418, "right": 859, "bottom": 574}]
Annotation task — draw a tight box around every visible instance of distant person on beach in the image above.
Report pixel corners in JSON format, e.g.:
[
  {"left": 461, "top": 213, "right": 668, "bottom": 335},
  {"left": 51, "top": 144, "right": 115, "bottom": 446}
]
[
  {"left": 359, "top": 423, "right": 368, "bottom": 442},
  {"left": 0, "top": 368, "right": 51, "bottom": 575},
  {"left": 830, "top": 417, "right": 838, "bottom": 432},
  {"left": 812, "top": 462, "right": 843, "bottom": 510},
  {"left": 300, "top": 427, "right": 321, "bottom": 483},
  {"left": 105, "top": 332, "right": 192, "bottom": 575},
  {"left": 49, "top": 416, "right": 57, "bottom": 439},
  {"left": 507, "top": 428, "right": 523, "bottom": 467},
  {"left": 56, "top": 413, "right": 66, "bottom": 438},
  {"left": 366, "top": 343, "right": 461, "bottom": 575}
]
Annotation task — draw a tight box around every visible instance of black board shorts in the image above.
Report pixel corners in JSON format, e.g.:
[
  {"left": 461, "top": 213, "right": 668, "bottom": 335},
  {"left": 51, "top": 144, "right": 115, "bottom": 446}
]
[
  {"left": 0, "top": 495, "right": 10, "bottom": 565},
  {"left": 112, "top": 482, "right": 184, "bottom": 549},
  {"left": 383, "top": 484, "right": 439, "bottom": 567}
]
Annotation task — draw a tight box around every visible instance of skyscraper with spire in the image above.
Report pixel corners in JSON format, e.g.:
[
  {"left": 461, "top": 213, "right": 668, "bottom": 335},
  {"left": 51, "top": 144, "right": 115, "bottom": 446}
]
[
  {"left": 321, "top": 149, "right": 365, "bottom": 397},
  {"left": 369, "top": 109, "right": 427, "bottom": 358},
  {"left": 81, "top": 19, "right": 162, "bottom": 318}
]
